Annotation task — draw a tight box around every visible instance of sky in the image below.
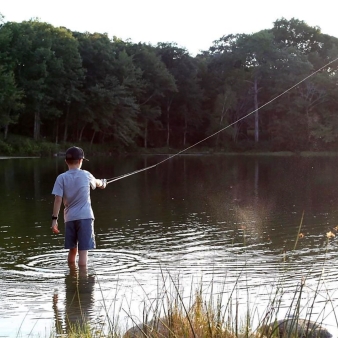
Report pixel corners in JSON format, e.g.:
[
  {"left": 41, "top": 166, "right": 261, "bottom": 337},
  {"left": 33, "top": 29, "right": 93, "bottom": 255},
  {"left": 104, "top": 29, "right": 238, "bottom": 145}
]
[{"left": 1, "top": 0, "right": 338, "bottom": 56}]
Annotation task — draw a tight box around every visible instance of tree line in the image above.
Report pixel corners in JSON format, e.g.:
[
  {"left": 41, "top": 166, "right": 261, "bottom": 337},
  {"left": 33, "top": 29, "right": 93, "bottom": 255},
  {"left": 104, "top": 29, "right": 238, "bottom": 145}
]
[{"left": 1, "top": 15, "right": 338, "bottom": 152}]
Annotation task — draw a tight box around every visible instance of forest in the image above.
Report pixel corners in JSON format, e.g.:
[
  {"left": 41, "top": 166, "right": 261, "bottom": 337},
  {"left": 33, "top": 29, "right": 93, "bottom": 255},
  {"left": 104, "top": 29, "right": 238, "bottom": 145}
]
[{"left": 0, "top": 14, "right": 338, "bottom": 154}]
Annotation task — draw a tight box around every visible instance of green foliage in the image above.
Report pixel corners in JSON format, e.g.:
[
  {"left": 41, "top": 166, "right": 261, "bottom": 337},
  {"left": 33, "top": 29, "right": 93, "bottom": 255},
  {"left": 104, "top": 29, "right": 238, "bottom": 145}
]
[
  {"left": 272, "top": 18, "right": 322, "bottom": 54},
  {"left": 156, "top": 43, "right": 204, "bottom": 147},
  {"left": 38, "top": 141, "right": 60, "bottom": 157},
  {"left": 0, "top": 139, "right": 13, "bottom": 155},
  {"left": 0, "top": 134, "right": 62, "bottom": 156},
  {"left": 9, "top": 136, "right": 40, "bottom": 155},
  {"left": 0, "top": 66, "right": 24, "bottom": 138},
  {"left": 1, "top": 17, "right": 338, "bottom": 153}
]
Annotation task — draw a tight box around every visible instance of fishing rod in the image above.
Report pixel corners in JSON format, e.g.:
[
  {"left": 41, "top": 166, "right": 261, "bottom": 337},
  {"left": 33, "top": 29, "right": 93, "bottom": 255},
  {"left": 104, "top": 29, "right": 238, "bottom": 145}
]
[{"left": 106, "top": 55, "right": 338, "bottom": 185}]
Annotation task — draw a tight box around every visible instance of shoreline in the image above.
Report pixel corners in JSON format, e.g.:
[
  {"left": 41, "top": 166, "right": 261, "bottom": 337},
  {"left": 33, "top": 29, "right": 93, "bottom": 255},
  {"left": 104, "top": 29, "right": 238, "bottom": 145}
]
[
  {"left": 0, "top": 156, "right": 40, "bottom": 159},
  {"left": 2, "top": 151, "right": 338, "bottom": 159}
]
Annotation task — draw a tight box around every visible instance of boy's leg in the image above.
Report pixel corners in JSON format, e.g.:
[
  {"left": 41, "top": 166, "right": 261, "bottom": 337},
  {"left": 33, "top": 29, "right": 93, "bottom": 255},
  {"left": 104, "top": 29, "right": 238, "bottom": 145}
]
[
  {"left": 68, "top": 248, "right": 78, "bottom": 264},
  {"left": 78, "top": 250, "right": 88, "bottom": 266},
  {"left": 77, "top": 219, "right": 95, "bottom": 266},
  {"left": 65, "top": 221, "right": 77, "bottom": 263}
]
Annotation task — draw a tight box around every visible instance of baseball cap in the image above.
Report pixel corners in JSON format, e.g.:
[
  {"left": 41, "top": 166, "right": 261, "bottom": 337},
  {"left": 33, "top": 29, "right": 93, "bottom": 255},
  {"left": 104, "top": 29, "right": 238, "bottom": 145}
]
[{"left": 65, "top": 146, "right": 89, "bottom": 161}]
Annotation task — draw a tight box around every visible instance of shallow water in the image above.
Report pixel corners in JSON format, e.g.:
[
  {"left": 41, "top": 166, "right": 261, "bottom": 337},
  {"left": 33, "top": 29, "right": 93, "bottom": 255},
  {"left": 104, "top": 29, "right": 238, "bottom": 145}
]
[{"left": 1, "top": 155, "right": 338, "bottom": 337}]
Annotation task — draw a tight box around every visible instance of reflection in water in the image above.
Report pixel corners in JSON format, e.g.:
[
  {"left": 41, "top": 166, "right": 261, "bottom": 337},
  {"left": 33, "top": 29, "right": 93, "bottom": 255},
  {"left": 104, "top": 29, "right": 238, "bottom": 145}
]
[{"left": 53, "top": 264, "right": 95, "bottom": 334}]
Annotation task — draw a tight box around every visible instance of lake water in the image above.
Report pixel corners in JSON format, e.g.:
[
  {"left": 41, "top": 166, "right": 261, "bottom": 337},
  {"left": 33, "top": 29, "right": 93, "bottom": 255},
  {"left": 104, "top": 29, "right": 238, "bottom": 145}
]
[{"left": 1, "top": 155, "right": 338, "bottom": 337}]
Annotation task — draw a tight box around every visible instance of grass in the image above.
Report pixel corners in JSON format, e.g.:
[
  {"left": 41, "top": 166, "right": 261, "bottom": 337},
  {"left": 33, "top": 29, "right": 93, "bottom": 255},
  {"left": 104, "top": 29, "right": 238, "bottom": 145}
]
[
  {"left": 46, "top": 267, "right": 335, "bottom": 338},
  {"left": 49, "top": 279, "right": 334, "bottom": 338}
]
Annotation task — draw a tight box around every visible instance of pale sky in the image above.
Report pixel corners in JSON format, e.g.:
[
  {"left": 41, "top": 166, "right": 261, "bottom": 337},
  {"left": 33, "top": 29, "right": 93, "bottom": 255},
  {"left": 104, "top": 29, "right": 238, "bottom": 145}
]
[{"left": 1, "top": 0, "right": 338, "bottom": 56}]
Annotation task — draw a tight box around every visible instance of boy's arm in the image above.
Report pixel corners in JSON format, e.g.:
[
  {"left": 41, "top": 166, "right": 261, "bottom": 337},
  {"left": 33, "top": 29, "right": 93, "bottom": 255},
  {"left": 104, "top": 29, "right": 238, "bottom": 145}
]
[{"left": 51, "top": 195, "right": 62, "bottom": 234}]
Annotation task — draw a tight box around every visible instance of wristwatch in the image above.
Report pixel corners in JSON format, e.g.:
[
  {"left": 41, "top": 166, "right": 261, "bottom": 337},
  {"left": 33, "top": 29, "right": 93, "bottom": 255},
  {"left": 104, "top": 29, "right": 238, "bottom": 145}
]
[{"left": 52, "top": 215, "right": 58, "bottom": 220}]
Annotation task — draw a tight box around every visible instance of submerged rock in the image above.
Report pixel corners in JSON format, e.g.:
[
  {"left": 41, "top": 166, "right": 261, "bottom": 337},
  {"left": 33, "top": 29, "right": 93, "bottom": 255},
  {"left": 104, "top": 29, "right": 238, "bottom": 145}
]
[
  {"left": 260, "top": 318, "right": 332, "bottom": 338},
  {"left": 126, "top": 316, "right": 332, "bottom": 338},
  {"left": 124, "top": 319, "right": 169, "bottom": 338}
]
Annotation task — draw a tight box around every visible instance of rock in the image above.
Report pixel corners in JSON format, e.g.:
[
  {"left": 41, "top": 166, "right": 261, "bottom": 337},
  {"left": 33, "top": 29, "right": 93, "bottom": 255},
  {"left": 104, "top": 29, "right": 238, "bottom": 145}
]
[
  {"left": 123, "top": 318, "right": 169, "bottom": 338},
  {"left": 260, "top": 318, "right": 332, "bottom": 338}
]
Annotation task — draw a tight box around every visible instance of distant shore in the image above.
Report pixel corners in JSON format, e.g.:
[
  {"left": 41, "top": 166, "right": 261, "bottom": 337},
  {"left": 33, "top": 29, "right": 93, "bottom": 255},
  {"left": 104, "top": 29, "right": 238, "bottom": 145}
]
[
  {"left": 2, "top": 151, "right": 338, "bottom": 159},
  {"left": 0, "top": 156, "right": 40, "bottom": 159}
]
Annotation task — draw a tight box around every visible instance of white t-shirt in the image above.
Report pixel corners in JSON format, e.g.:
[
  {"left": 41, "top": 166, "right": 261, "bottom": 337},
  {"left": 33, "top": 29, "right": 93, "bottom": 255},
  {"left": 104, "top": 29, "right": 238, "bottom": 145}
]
[{"left": 52, "top": 168, "right": 97, "bottom": 222}]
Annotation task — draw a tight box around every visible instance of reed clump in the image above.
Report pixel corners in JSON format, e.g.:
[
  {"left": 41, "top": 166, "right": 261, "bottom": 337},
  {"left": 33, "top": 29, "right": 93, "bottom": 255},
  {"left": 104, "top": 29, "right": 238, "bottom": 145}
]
[{"left": 124, "top": 289, "right": 237, "bottom": 338}]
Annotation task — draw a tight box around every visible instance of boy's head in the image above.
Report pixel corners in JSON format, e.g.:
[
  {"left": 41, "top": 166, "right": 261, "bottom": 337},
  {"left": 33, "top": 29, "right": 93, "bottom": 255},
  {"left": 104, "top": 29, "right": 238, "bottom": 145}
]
[{"left": 65, "top": 146, "right": 88, "bottom": 165}]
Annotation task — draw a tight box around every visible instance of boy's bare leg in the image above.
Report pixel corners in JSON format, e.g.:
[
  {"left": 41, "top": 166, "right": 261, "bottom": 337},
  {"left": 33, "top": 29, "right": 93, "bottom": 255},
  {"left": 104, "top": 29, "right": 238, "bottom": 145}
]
[
  {"left": 68, "top": 248, "right": 78, "bottom": 264},
  {"left": 78, "top": 250, "right": 88, "bottom": 266}
]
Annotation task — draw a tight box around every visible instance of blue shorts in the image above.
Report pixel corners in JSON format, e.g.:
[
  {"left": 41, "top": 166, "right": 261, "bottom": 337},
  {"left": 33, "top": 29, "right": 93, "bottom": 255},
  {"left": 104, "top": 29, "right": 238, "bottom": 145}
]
[{"left": 64, "top": 219, "right": 96, "bottom": 250}]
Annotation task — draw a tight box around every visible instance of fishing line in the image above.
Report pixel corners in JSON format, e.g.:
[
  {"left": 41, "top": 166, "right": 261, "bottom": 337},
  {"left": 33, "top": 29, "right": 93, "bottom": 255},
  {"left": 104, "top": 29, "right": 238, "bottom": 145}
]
[{"left": 107, "top": 56, "right": 338, "bottom": 185}]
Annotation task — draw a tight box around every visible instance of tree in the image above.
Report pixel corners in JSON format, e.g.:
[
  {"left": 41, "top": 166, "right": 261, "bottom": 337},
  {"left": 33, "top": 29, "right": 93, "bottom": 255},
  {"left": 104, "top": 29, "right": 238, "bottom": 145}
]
[
  {"left": 233, "top": 30, "right": 284, "bottom": 143},
  {"left": 203, "top": 33, "right": 268, "bottom": 146},
  {"left": 75, "top": 33, "right": 142, "bottom": 147},
  {"left": 0, "top": 20, "right": 59, "bottom": 140},
  {"left": 0, "top": 67, "right": 24, "bottom": 139},
  {"left": 125, "top": 43, "right": 177, "bottom": 148},
  {"left": 272, "top": 18, "right": 322, "bottom": 54},
  {"left": 267, "top": 18, "right": 338, "bottom": 150},
  {"left": 156, "top": 43, "right": 203, "bottom": 148},
  {"left": 0, "top": 21, "right": 85, "bottom": 142},
  {"left": 46, "top": 27, "right": 84, "bottom": 143}
]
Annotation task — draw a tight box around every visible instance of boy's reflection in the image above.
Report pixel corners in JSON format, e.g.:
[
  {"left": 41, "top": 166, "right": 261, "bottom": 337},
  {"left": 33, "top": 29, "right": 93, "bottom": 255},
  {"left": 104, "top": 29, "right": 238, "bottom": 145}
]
[{"left": 53, "top": 263, "right": 95, "bottom": 334}]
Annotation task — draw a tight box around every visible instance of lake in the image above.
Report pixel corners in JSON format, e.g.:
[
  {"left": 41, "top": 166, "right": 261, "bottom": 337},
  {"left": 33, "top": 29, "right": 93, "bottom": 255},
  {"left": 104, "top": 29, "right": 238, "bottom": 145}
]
[{"left": 1, "top": 154, "right": 338, "bottom": 337}]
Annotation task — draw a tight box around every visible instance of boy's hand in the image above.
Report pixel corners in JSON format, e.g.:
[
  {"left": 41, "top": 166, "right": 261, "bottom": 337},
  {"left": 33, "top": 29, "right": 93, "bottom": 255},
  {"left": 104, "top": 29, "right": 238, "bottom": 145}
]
[
  {"left": 99, "top": 179, "right": 107, "bottom": 189},
  {"left": 51, "top": 222, "right": 60, "bottom": 234}
]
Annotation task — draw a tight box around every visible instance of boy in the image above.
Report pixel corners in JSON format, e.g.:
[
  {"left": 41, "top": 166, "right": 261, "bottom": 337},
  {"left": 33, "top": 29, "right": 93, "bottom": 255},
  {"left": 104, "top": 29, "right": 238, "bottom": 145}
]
[{"left": 51, "top": 146, "right": 106, "bottom": 266}]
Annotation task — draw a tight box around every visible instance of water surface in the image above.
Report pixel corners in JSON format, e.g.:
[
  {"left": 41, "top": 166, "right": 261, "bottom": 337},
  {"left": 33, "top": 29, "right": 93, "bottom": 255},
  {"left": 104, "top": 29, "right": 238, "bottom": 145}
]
[{"left": 1, "top": 155, "right": 338, "bottom": 336}]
